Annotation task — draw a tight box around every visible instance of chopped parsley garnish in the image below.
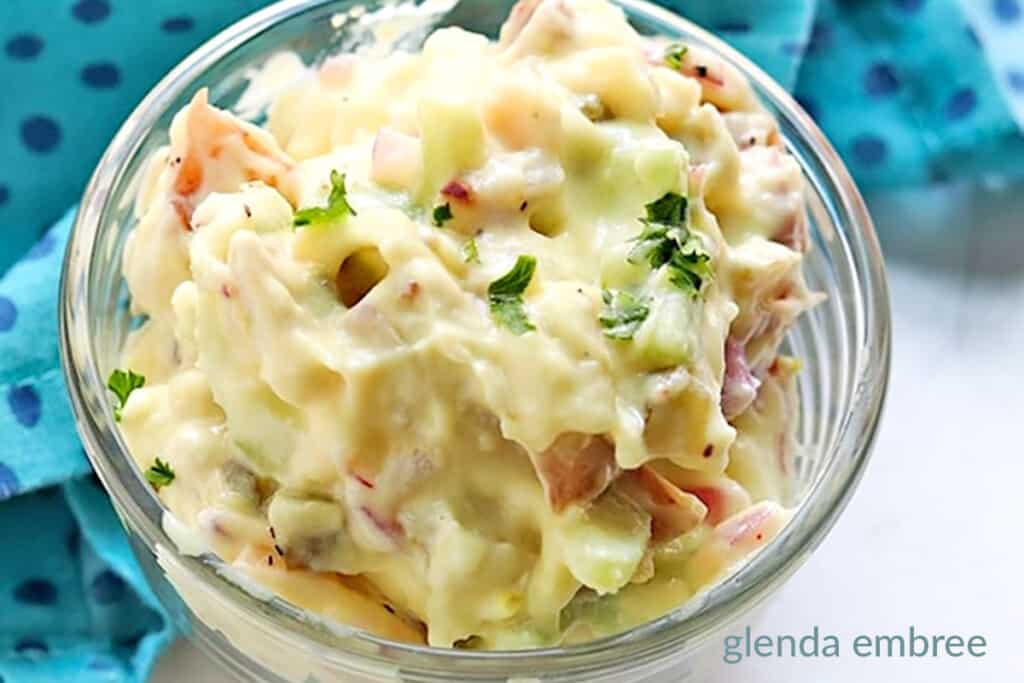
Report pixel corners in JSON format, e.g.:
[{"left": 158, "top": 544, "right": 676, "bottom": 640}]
[
  {"left": 107, "top": 369, "right": 145, "bottom": 422},
  {"left": 665, "top": 231, "right": 714, "bottom": 292},
  {"left": 488, "top": 255, "right": 536, "bottom": 334},
  {"left": 462, "top": 237, "right": 480, "bottom": 264},
  {"left": 599, "top": 289, "right": 651, "bottom": 340},
  {"left": 627, "top": 192, "right": 712, "bottom": 298},
  {"left": 293, "top": 170, "right": 356, "bottom": 228},
  {"left": 145, "top": 458, "right": 175, "bottom": 490},
  {"left": 432, "top": 203, "right": 453, "bottom": 227},
  {"left": 644, "top": 191, "right": 687, "bottom": 225},
  {"left": 664, "top": 43, "right": 689, "bottom": 70}
]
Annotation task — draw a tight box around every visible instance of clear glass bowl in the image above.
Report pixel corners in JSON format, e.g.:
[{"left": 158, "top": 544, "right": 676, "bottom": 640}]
[{"left": 58, "top": 0, "right": 891, "bottom": 680}]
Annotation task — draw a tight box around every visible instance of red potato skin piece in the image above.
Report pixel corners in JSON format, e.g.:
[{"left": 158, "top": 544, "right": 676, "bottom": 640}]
[
  {"left": 169, "top": 198, "right": 194, "bottom": 231},
  {"left": 501, "top": 0, "right": 543, "bottom": 44},
  {"left": 500, "top": 0, "right": 574, "bottom": 47},
  {"left": 772, "top": 211, "right": 809, "bottom": 253},
  {"left": 719, "top": 504, "right": 773, "bottom": 548},
  {"left": 353, "top": 473, "right": 375, "bottom": 489},
  {"left": 361, "top": 506, "right": 404, "bottom": 539},
  {"left": 175, "top": 154, "right": 204, "bottom": 197},
  {"left": 616, "top": 466, "right": 708, "bottom": 543},
  {"left": 721, "top": 337, "right": 761, "bottom": 420},
  {"left": 646, "top": 43, "right": 726, "bottom": 87},
  {"left": 170, "top": 89, "right": 294, "bottom": 225},
  {"left": 684, "top": 486, "right": 726, "bottom": 526},
  {"left": 537, "top": 433, "right": 619, "bottom": 513},
  {"left": 441, "top": 179, "right": 473, "bottom": 203}
]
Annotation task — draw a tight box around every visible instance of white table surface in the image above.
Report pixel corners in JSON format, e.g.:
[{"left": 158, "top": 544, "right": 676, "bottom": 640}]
[{"left": 154, "top": 182, "right": 1024, "bottom": 682}]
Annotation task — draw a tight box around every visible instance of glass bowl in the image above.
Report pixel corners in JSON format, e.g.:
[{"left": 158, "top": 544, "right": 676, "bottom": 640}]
[{"left": 58, "top": 0, "right": 891, "bottom": 680}]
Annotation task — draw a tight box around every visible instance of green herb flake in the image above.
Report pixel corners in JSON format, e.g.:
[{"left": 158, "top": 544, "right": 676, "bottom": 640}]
[
  {"left": 462, "top": 237, "right": 480, "bottom": 264},
  {"left": 644, "top": 192, "right": 687, "bottom": 225},
  {"left": 627, "top": 192, "right": 712, "bottom": 298},
  {"left": 599, "top": 289, "right": 651, "bottom": 340},
  {"left": 107, "top": 369, "right": 145, "bottom": 422},
  {"left": 664, "top": 43, "right": 689, "bottom": 70},
  {"left": 145, "top": 458, "right": 176, "bottom": 490},
  {"left": 432, "top": 203, "right": 454, "bottom": 227},
  {"left": 488, "top": 255, "right": 537, "bottom": 335},
  {"left": 667, "top": 232, "right": 714, "bottom": 294},
  {"left": 293, "top": 170, "right": 356, "bottom": 228}
]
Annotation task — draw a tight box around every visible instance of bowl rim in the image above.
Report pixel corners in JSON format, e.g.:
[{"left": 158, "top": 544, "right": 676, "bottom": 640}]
[{"left": 59, "top": 0, "right": 892, "bottom": 676}]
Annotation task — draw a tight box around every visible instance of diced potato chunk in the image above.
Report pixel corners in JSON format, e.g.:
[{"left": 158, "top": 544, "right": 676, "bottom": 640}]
[
  {"left": 417, "top": 96, "right": 486, "bottom": 201},
  {"left": 556, "top": 491, "right": 651, "bottom": 594},
  {"left": 483, "top": 77, "right": 562, "bottom": 151},
  {"left": 554, "top": 47, "right": 660, "bottom": 122}
]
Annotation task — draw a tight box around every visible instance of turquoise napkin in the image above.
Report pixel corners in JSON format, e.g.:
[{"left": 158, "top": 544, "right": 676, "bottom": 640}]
[{"left": 0, "top": 1, "right": 1021, "bottom": 680}]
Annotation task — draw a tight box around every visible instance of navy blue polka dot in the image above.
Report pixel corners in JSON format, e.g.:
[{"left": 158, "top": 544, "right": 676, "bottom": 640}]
[
  {"left": 865, "top": 63, "right": 900, "bottom": 96},
  {"left": 893, "top": 0, "right": 925, "bottom": 11},
  {"left": 8, "top": 384, "right": 42, "bottom": 427},
  {"left": 995, "top": 0, "right": 1021, "bottom": 22},
  {"left": 946, "top": 88, "right": 978, "bottom": 120},
  {"left": 966, "top": 25, "right": 981, "bottom": 47},
  {"left": 929, "top": 163, "right": 951, "bottom": 184},
  {"left": 13, "top": 578, "right": 58, "bottom": 606},
  {"left": 0, "top": 296, "right": 15, "bottom": 332},
  {"left": 806, "top": 21, "right": 832, "bottom": 55},
  {"left": 5, "top": 34, "right": 43, "bottom": 60},
  {"left": 89, "top": 656, "right": 118, "bottom": 671},
  {"left": 795, "top": 95, "right": 820, "bottom": 121},
  {"left": 1008, "top": 69, "right": 1024, "bottom": 93},
  {"left": 67, "top": 528, "right": 81, "bottom": 556},
  {"left": 25, "top": 233, "right": 55, "bottom": 260},
  {"left": 116, "top": 631, "right": 147, "bottom": 649},
  {"left": 39, "top": 485, "right": 60, "bottom": 499},
  {"left": 20, "top": 116, "right": 61, "bottom": 154},
  {"left": 72, "top": 0, "right": 110, "bottom": 24},
  {"left": 852, "top": 135, "right": 888, "bottom": 165},
  {"left": 0, "top": 462, "right": 20, "bottom": 500},
  {"left": 716, "top": 20, "right": 751, "bottom": 33},
  {"left": 781, "top": 41, "right": 804, "bottom": 57},
  {"left": 0, "top": 184, "right": 8, "bottom": 205},
  {"left": 14, "top": 638, "right": 49, "bottom": 656},
  {"left": 161, "top": 16, "right": 195, "bottom": 33},
  {"left": 81, "top": 62, "right": 121, "bottom": 89},
  {"left": 91, "top": 570, "right": 127, "bottom": 605}
]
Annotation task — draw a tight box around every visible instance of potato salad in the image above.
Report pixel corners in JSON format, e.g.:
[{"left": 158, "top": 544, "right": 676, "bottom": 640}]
[{"left": 112, "top": 0, "right": 820, "bottom": 649}]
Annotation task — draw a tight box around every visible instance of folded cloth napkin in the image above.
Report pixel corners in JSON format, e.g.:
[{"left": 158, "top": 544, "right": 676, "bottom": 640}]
[{"left": 0, "top": 1, "right": 1021, "bottom": 680}]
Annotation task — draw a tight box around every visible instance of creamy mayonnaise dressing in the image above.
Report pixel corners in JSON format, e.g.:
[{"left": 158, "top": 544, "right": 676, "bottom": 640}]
[{"left": 115, "top": 0, "right": 819, "bottom": 649}]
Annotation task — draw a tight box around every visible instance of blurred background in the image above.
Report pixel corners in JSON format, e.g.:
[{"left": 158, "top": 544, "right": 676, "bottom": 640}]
[{"left": 1, "top": 1, "right": 1021, "bottom": 681}]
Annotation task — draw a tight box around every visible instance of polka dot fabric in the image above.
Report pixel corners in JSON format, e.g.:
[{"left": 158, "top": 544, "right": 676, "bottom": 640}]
[
  {"left": 0, "top": 1, "right": 1017, "bottom": 274},
  {"left": 0, "top": 0, "right": 270, "bottom": 274},
  {"left": 0, "top": 2, "right": 278, "bottom": 676},
  {"left": 662, "top": 0, "right": 1024, "bottom": 187},
  {"left": 778, "top": 0, "right": 1024, "bottom": 187},
  {"left": 0, "top": 1, "right": 1021, "bottom": 681},
  {"left": 0, "top": 480, "right": 171, "bottom": 682},
  {"left": 960, "top": 0, "right": 1024, "bottom": 132}
]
